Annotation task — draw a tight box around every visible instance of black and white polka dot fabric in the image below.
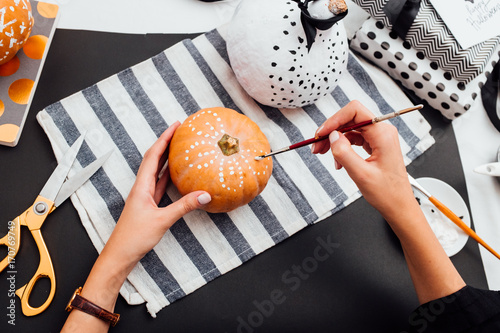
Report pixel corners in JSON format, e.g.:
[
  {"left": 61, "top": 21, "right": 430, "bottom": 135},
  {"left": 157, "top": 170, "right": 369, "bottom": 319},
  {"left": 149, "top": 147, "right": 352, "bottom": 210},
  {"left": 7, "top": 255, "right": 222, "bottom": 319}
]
[{"left": 350, "top": 0, "right": 500, "bottom": 120}]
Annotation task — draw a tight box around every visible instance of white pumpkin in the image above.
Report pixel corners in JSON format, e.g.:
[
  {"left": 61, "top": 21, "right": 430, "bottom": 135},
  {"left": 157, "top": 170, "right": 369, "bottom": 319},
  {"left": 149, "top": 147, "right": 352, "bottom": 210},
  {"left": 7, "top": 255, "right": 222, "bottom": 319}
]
[{"left": 226, "top": 0, "right": 349, "bottom": 109}]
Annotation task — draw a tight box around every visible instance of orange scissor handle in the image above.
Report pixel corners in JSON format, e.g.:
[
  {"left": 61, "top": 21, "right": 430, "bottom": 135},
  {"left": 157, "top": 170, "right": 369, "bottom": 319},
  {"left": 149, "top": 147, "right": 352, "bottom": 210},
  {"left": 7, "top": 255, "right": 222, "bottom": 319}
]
[
  {"left": 1, "top": 196, "right": 57, "bottom": 316},
  {"left": 15, "top": 228, "right": 56, "bottom": 316}
]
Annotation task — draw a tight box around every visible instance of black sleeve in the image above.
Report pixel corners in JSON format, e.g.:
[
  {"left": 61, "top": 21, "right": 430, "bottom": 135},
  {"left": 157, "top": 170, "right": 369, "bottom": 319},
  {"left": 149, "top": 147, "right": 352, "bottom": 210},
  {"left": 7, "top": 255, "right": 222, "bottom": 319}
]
[{"left": 407, "top": 285, "right": 500, "bottom": 333}]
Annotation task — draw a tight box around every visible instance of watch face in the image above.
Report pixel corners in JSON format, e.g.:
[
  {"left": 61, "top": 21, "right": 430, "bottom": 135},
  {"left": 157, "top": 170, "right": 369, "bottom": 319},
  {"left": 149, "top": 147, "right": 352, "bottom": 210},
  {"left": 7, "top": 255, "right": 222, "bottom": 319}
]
[
  {"left": 65, "top": 288, "right": 81, "bottom": 312},
  {"left": 65, "top": 297, "right": 74, "bottom": 311},
  {"left": 63, "top": 287, "right": 119, "bottom": 326}
]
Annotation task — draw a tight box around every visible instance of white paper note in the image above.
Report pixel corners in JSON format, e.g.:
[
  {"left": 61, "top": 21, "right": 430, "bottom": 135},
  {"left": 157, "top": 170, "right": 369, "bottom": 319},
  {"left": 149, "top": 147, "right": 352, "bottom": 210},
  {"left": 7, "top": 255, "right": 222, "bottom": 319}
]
[
  {"left": 41, "top": 0, "right": 241, "bottom": 34},
  {"left": 429, "top": 0, "right": 500, "bottom": 49}
]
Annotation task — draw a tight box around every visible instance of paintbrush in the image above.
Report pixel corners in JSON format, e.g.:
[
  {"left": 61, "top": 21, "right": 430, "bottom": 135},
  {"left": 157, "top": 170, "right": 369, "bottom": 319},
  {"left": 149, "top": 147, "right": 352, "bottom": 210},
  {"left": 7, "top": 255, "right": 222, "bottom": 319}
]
[
  {"left": 408, "top": 175, "right": 500, "bottom": 260},
  {"left": 255, "top": 104, "right": 423, "bottom": 160}
]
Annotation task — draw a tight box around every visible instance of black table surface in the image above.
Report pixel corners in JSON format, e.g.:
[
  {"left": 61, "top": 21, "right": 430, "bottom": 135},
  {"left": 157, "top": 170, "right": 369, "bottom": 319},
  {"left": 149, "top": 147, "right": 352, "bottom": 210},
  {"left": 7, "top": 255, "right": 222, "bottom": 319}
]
[{"left": 0, "top": 29, "right": 489, "bottom": 333}]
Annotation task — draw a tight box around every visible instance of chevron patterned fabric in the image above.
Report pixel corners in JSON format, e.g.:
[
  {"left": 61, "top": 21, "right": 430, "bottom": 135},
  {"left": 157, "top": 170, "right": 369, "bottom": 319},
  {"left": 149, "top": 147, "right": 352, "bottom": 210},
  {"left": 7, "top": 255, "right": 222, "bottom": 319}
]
[
  {"left": 352, "top": 0, "right": 500, "bottom": 84},
  {"left": 406, "top": 0, "right": 500, "bottom": 85},
  {"left": 351, "top": 15, "right": 500, "bottom": 119},
  {"left": 353, "top": 0, "right": 390, "bottom": 27}
]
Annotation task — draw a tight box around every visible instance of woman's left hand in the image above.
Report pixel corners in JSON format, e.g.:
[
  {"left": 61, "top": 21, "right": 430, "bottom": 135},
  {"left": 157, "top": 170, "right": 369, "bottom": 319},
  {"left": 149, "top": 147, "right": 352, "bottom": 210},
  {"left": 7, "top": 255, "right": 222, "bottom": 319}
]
[
  {"left": 62, "top": 122, "right": 212, "bottom": 333},
  {"left": 105, "top": 121, "right": 212, "bottom": 265}
]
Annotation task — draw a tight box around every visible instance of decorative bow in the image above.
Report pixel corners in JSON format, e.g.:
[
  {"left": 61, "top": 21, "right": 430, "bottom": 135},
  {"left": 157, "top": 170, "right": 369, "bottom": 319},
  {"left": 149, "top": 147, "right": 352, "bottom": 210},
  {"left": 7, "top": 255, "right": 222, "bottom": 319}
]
[
  {"left": 384, "top": 0, "right": 421, "bottom": 39},
  {"left": 293, "top": 0, "right": 348, "bottom": 52},
  {"left": 482, "top": 61, "right": 500, "bottom": 132}
]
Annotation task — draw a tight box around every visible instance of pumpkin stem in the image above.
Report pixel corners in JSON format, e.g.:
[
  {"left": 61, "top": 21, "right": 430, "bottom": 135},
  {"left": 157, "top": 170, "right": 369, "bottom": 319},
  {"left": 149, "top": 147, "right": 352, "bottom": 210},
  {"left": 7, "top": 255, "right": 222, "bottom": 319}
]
[{"left": 218, "top": 133, "right": 240, "bottom": 156}]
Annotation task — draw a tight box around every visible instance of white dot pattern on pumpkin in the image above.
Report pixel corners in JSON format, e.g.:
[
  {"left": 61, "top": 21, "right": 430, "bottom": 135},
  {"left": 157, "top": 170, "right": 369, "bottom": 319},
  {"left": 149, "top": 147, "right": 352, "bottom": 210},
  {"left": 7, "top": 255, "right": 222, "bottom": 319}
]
[
  {"left": 0, "top": 1, "right": 34, "bottom": 65},
  {"left": 169, "top": 108, "right": 273, "bottom": 213},
  {"left": 176, "top": 110, "right": 270, "bottom": 194}
]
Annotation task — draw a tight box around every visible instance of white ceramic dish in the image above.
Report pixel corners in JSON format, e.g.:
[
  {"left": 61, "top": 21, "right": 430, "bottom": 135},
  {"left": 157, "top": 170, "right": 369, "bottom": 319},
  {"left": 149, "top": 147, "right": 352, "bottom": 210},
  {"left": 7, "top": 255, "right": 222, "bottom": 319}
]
[{"left": 412, "top": 177, "right": 471, "bottom": 257}]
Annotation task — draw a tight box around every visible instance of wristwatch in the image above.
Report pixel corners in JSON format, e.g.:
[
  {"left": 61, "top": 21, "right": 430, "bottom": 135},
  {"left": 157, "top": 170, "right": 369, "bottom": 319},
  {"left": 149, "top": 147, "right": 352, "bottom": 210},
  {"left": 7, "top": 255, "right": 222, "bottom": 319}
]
[{"left": 66, "top": 287, "right": 120, "bottom": 327}]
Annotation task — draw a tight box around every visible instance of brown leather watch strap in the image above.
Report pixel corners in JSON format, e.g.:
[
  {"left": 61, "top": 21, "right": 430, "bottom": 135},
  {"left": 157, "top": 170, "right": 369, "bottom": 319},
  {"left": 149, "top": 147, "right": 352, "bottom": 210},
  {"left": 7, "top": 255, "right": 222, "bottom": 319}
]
[{"left": 66, "top": 287, "right": 120, "bottom": 327}]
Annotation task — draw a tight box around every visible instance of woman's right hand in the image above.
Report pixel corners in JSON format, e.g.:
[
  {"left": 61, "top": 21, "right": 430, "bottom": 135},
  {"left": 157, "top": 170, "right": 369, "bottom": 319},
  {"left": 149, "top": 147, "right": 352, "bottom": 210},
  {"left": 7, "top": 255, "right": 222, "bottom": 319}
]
[
  {"left": 311, "top": 101, "right": 417, "bottom": 222},
  {"left": 313, "top": 101, "right": 465, "bottom": 304}
]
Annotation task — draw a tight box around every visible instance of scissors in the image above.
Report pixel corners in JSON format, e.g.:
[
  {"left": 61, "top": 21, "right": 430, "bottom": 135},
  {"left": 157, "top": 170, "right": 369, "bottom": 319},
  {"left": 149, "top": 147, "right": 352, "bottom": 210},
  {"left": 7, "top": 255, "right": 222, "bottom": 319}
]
[{"left": 0, "top": 134, "right": 112, "bottom": 316}]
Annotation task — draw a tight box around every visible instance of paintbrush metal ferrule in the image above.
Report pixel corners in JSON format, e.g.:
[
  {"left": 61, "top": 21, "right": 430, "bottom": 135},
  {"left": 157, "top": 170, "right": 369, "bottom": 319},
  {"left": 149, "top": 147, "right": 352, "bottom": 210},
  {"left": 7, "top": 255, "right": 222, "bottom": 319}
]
[
  {"left": 255, "top": 104, "right": 423, "bottom": 160},
  {"left": 373, "top": 105, "right": 423, "bottom": 123},
  {"left": 255, "top": 146, "right": 291, "bottom": 160},
  {"left": 408, "top": 174, "right": 431, "bottom": 198}
]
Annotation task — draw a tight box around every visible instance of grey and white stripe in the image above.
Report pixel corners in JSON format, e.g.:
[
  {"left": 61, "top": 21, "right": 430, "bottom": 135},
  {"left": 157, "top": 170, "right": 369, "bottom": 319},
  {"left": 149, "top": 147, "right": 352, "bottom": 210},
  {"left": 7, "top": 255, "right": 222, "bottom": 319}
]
[{"left": 37, "top": 26, "right": 434, "bottom": 317}]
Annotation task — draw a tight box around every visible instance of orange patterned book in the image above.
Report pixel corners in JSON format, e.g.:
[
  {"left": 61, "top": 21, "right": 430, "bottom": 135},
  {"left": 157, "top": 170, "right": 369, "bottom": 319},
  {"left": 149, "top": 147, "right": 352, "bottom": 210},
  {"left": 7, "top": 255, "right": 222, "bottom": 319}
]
[{"left": 0, "top": 1, "right": 59, "bottom": 147}]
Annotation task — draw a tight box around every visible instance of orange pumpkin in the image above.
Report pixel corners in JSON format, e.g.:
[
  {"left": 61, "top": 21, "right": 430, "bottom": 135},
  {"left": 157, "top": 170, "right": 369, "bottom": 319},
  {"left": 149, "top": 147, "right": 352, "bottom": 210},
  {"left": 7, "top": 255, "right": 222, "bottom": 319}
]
[
  {"left": 169, "top": 107, "right": 273, "bottom": 213},
  {"left": 0, "top": 0, "right": 34, "bottom": 65}
]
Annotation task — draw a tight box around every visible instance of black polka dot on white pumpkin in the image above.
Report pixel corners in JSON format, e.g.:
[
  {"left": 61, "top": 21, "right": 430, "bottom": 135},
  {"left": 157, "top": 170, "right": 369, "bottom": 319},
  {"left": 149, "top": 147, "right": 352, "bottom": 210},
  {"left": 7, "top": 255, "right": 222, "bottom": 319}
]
[{"left": 226, "top": 0, "right": 349, "bottom": 109}]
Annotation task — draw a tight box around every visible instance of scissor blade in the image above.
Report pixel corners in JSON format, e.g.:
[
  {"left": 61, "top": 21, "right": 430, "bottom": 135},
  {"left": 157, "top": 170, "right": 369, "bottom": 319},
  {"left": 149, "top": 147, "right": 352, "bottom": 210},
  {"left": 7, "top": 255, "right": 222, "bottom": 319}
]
[
  {"left": 39, "top": 135, "right": 86, "bottom": 202},
  {"left": 54, "top": 150, "right": 113, "bottom": 207}
]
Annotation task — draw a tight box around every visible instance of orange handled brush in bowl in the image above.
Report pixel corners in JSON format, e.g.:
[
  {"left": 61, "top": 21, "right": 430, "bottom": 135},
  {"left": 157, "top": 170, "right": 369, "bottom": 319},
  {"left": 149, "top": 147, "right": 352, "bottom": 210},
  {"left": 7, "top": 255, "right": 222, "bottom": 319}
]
[{"left": 409, "top": 175, "right": 500, "bottom": 260}]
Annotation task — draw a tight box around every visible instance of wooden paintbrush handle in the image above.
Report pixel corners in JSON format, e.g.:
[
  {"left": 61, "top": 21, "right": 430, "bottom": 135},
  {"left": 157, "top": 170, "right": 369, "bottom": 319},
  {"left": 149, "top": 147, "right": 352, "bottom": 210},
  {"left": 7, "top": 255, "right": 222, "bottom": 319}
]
[
  {"left": 277, "top": 105, "right": 422, "bottom": 155},
  {"left": 288, "top": 120, "right": 374, "bottom": 150},
  {"left": 289, "top": 136, "right": 328, "bottom": 150},
  {"left": 429, "top": 196, "right": 500, "bottom": 260}
]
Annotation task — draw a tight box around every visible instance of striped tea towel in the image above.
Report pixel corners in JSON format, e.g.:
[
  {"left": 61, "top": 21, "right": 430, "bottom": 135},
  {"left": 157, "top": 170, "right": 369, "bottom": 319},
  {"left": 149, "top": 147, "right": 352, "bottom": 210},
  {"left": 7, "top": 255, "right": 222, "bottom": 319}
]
[{"left": 36, "top": 25, "right": 434, "bottom": 317}]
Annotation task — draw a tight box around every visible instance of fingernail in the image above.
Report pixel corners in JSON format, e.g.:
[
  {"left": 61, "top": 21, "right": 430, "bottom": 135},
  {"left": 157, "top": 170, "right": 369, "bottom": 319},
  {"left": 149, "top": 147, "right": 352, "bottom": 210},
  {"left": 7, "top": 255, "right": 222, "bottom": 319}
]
[
  {"left": 310, "top": 143, "right": 316, "bottom": 154},
  {"left": 316, "top": 125, "right": 324, "bottom": 137},
  {"left": 335, "top": 159, "right": 342, "bottom": 170},
  {"left": 197, "top": 193, "right": 212, "bottom": 205},
  {"left": 329, "top": 131, "right": 339, "bottom": 144}
]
